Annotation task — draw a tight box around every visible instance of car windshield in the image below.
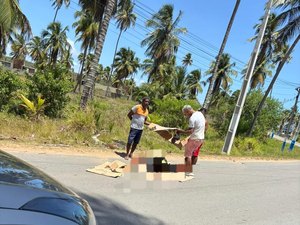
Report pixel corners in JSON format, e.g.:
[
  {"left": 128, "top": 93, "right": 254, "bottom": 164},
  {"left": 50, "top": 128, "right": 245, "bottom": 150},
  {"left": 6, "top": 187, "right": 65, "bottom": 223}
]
[{"left": 0, "top": 151, "right": 73, "bottom": 194}]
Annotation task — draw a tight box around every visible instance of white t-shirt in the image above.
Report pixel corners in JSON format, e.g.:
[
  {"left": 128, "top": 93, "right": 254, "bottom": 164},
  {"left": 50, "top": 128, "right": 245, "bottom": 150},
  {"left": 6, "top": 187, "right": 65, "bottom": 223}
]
[{"left": 188, "top": 111, "right": 206, "bottom": 140}]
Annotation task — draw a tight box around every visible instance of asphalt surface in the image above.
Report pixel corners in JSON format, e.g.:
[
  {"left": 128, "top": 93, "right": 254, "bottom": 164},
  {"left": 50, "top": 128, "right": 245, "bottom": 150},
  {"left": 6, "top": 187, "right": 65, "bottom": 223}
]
[{"left": 6, "top": 150, "right": 300, "bottom": 225}]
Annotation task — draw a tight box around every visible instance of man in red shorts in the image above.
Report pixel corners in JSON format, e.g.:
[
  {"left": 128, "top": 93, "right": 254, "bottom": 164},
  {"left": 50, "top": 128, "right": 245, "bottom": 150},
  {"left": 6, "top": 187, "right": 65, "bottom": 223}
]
[
  {"left": 176, "top": 105, "right": 206, "bottom": 177},
  {"left": 192, "top": 107, "right": 208, "bottom": 165}
]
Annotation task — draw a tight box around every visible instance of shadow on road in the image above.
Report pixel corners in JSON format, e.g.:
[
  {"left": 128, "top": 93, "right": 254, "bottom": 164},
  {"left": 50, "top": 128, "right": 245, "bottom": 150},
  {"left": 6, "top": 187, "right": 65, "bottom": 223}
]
[
  {"left": 78, "top": 192, "right": 165, "bottom": 225},
  {"left": 114, "top": 151, "right": 127, "bottom": 159}
]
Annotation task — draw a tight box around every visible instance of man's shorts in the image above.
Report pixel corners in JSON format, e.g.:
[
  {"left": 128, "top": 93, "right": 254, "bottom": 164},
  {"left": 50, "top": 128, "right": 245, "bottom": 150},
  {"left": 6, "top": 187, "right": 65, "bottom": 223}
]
[
  {"left": 193, "top": 142, "right": 203, "bottom": 157},
  {"left": 185, "top": 139, "right": 204, "bottom": 157},
  {"left": 127, "top": 128, "right": 143, "bottom": 144}
]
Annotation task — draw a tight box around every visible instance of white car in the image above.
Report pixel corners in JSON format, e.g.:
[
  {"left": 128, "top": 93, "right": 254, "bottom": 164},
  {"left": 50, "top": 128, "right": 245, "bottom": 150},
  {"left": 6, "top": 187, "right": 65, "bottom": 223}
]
[{"left": 0, "top": 150, "right": 97, "bottom": 225}]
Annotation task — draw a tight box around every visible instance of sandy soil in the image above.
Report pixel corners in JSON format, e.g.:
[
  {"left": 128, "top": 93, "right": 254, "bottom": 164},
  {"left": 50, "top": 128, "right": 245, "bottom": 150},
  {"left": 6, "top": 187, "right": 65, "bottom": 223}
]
[{"left": 0, "top": 139, "right": 297, "bottom": 163}]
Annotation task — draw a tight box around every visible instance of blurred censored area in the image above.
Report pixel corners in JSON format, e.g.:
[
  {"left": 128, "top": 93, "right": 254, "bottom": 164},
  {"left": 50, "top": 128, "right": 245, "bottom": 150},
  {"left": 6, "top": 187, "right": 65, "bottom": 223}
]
[{"left": 123, "top": 150, "right": 189, "bottom": 183}]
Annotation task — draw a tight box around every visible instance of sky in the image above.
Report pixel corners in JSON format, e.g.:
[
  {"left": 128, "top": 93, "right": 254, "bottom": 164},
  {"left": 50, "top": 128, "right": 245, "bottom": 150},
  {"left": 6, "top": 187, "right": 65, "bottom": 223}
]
[{"left": 18, "top": 0, "right": 300, "bottom": 109}]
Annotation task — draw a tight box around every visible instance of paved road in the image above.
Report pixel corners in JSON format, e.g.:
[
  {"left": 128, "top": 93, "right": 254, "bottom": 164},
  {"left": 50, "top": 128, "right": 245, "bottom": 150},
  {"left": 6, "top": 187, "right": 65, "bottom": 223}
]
[{"left": 6, "top": 150, "right": 300, "bottom": 225}]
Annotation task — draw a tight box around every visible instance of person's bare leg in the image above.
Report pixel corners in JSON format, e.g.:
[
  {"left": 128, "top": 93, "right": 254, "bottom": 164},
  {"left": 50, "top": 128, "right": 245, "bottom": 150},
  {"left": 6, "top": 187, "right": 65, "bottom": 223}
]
[
  {"left": 125, "top": 143, "right": 131, "bottom": 160},
  {"left": 192, "top": 156, "right": 198, "bottom": 165},
  {"left": 185, "top": 157, "right": 193, "bottom": 173},
  {"left": 129, "top": 143, "right": 138, "bottom": 158}
]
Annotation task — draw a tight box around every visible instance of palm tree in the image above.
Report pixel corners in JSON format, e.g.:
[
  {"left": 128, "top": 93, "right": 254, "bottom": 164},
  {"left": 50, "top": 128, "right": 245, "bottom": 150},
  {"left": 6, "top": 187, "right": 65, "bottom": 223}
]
[
  {"left": 186, "top": 69, "right": 203, "bottom": 99},
  {"left": 80, "top": 0, "right": 117, "bottom": 109},
  {"left": 96, "top": 64, "right": 110, "bottom": 83},
  {"left": 113, "top": 47, "right": 139, "bottom": 88},
  {"left": 51, "top": 0, "right": 70, "bottom": 22},
  {"left": 141, "top": 4, "right": 187, "bottom": 83},
  {"left": 62, "top": 44, "right": 73, "bottom": 68},
  {"left": 73, "top": 10, "right": 99, "bottom": 92},
  {"left": 203, "top": 0, "right": 240, "bottom": 110},
  {"left": 205, "top": 53, "right": 237, "bottom": 95},
  {"left": 0, "top": 0, "right": 32, "bottom": 57},
  {"left": 247, "top": 0, "right": 300, "bottom": 136},
  {"left": 10, "top": 33, "right": 27, "bottom": 69},
  {"left": 41, "top": 22, "right": 69, "bottom": 65},
  {"left": 247, "top": 13, "right": 281, "bottom": 89},
  {"left": 182, "top": 53, "right": 193, "bottom": 67},
  {"left": 106, "top": 0, "right": 136, "bottom": 95},
  {"left": 27, "top": 36, "right": 46, "bottom": 64},
  {"left": 170, "top": 66, "right": 188, "bottom": 99}
]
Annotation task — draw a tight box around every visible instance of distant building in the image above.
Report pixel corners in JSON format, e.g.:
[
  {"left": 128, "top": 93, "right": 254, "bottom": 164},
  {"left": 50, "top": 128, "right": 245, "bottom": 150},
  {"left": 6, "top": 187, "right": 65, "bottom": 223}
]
[{"left": 0, "top": 56, "right": 36, "bottom": 74}]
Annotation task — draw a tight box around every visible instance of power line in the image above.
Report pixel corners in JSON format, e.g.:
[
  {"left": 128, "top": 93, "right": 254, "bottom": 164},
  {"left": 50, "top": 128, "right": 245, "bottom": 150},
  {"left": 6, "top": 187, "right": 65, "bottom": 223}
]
[{"left": 67, "top": 0, "right": 297, "bottom": 92}]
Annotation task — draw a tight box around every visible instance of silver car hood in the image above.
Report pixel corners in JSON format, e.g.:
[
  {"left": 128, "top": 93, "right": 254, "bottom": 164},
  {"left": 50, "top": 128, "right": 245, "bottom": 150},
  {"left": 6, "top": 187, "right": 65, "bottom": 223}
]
[
  {"left": 0, "top": 150, "right": 73, "bottom": 194},
  {"left": 0, "top": 183, "right": 76, "bottom": 208}
]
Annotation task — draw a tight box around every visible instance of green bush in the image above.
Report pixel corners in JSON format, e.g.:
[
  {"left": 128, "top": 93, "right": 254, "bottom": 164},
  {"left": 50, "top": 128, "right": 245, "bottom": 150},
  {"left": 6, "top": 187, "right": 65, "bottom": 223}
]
[
  {"left": 0, "top": 69, "right": 25, "bottom": 112},
  {"left": 209, "top": 90, "right": 283, "bottom": 140},
  {"left": 151, "top": 97, "right": 200, "bottom": 128},
  {"left": 27, "top": 64, "right": 73, "bottom": 118},
  {"left": 232, "top": 137, "right": 263, "bottom": 156},
  {"left": 66, "top": 108, "right": 96, "bottom": 133}
]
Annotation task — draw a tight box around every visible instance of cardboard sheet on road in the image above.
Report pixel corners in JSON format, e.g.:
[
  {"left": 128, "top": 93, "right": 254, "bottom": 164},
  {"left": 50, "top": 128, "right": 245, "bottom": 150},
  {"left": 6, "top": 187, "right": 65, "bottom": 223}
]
[{"left": 86, "top": 160, "right": 127, "bottom": 178}]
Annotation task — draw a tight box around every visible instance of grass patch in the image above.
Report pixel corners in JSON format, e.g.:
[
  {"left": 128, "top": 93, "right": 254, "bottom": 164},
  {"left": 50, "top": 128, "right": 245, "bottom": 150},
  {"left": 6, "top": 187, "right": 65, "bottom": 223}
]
[{"left": 0, "top": 96, "right": 299, "bottom": 159}]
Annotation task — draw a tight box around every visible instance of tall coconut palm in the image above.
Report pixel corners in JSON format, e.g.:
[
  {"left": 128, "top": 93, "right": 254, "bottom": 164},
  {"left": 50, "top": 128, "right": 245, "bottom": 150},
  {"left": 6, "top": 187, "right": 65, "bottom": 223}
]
[
  {"left": 247, "top": 13, "right": 281, "bottom": 89},
  {"left": 247, "top": 0, "right": 300, "bottom": 136},
  {"left": 113, "top": 47, "right": 139, "bottom": 87},
  {"left": 182, "top": 53, "right": 193, "bottom": 68},
  {"left": 170, "top": 66, "right": 188, "bottom": 99},
  {"left": 203, "top": 0, "right": 240, "bottom": 110},
  {"left": 27, "top": 36, "right": 46, "bottom": 63},
  {"left": 80, "top": 0, "right": 117, "bottom": 109},
  {"left": 141, "top": 4, "right": 187, "bottom": 83},
  {"left": 73, "top": 10, "right": 99, "bottom": 92},
  {"left": 0, "top": 0, "right": 32, "bottom": 57},
  {"left": 106, "top": 0, "right": 136, "bottom": 95},
  {"left": 96, "top": 64, "right": 110, "bottom": 83},
  {"left": 62, "top": 44, "right": 73, "bottom": 68},
  {"left": 205, "top": 53, "right": 237, "bottom": 95},
  {"left": 41, "top": 22, "right": 69, "bottom": 65},
  {"left": 51, "top": 0, "right": 70, "bottom": 22},
  {"left": 186, "top": 69, "right": 203, "bottom": 99},
  {"left": 10, "top": 33, "right": 27, "bottom": 69}
]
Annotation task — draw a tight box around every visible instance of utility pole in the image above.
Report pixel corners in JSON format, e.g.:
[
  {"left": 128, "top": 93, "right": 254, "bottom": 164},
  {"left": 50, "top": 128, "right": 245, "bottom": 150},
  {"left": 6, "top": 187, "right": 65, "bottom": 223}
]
[{"left": 222, "top": 0, "right": 273, "bottom": 155}]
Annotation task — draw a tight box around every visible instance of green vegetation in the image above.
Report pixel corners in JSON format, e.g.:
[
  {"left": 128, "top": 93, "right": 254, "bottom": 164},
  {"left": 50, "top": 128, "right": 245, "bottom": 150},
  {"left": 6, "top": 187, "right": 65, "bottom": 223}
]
[{"left": 0, "top": 75, "right": 298, "bottom": 159}]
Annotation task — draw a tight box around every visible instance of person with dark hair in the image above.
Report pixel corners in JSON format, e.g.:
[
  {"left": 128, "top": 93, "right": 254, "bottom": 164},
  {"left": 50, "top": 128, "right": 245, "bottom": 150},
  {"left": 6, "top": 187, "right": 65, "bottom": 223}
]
[{"left": 125, "top": 97, "right": 150, "bottom": 160}]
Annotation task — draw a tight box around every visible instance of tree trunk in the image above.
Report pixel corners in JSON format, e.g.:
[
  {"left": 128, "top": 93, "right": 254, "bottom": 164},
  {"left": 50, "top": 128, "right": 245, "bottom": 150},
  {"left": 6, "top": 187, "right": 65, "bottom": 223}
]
[
  {"left": 247, "top": 34, "right": 300, "bottom": 136},
  {"left": 73, "top": 46, "right": 88, "bottom": 93},
  {"left": 80, "top": 0, "right": 116, "bottom": 109},
  {"left": 53, "top": 7, "right": 60, "bottom": 23},
  {"left": 105, "top": 29, "right": 123, "bottom": 96},
  {"left": 203, "top": 0, "right": 240, "bottom": 110}
]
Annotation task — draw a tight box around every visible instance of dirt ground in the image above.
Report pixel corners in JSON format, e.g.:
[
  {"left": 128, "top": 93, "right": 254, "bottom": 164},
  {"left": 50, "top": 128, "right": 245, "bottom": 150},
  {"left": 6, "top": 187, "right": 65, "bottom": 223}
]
[{"left": 0, "top": 139, "right": 297, "bottom": 163}]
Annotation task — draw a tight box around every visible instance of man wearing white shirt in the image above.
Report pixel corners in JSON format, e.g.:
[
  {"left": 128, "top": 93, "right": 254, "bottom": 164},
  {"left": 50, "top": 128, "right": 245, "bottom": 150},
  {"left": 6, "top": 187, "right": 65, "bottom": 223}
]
[{"left": 176, "top": 105, "right": 206, "bottom": 177}]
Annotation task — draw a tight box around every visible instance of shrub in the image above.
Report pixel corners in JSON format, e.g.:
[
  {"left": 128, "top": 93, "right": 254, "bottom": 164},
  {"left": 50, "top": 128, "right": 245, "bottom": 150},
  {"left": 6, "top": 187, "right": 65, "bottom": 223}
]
[
  {"left": 27, "top": 64, "right": 73, "bottom": 118},
  {"left": 0, "top": 69, "right": 25, "bottom": 111},
  {"left": 232, "top": 137, "right": 263, "bottom": 156},
  {"left": 151, "top": 97, "right": 200, "bottom": 128}
]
